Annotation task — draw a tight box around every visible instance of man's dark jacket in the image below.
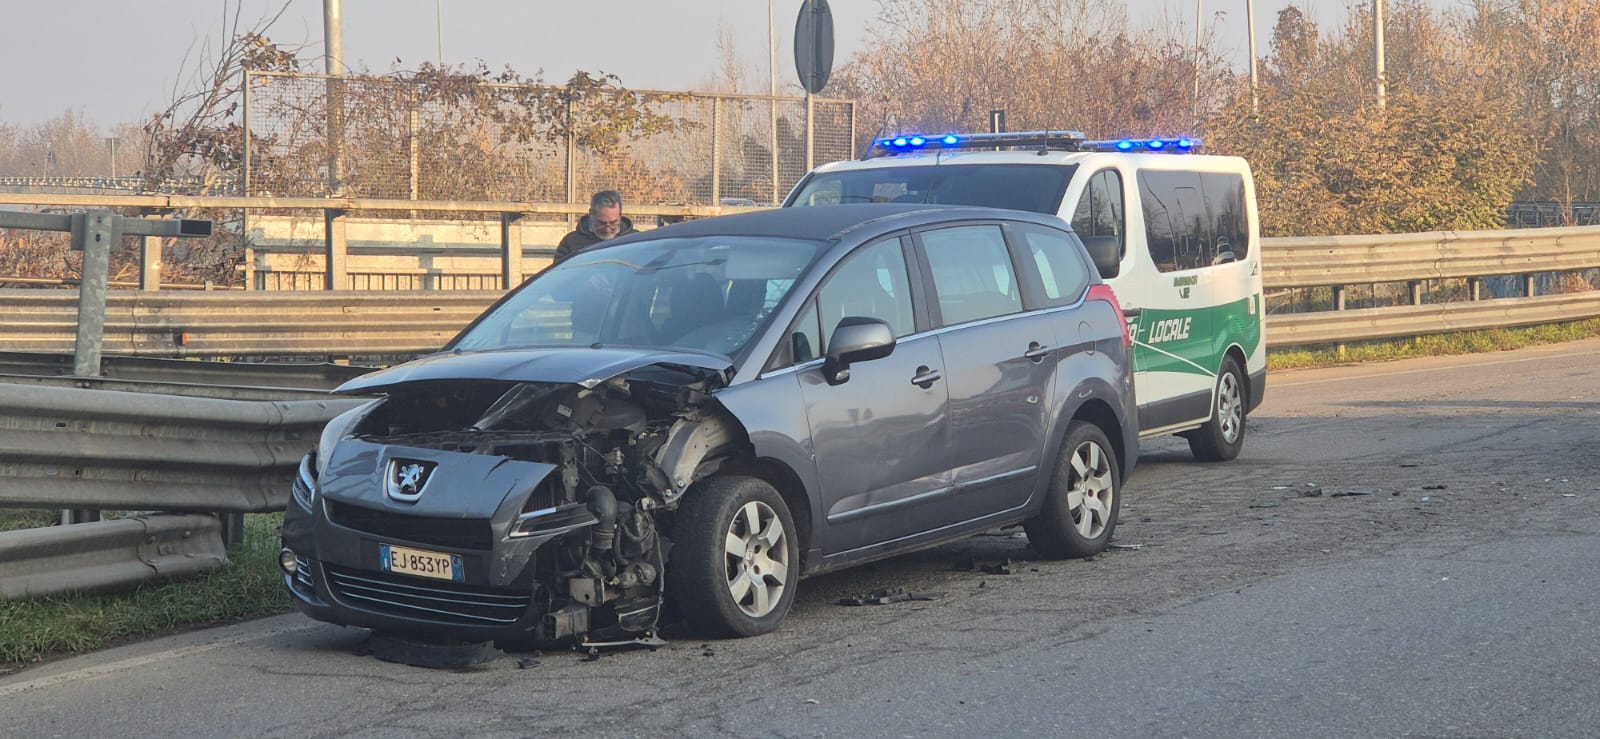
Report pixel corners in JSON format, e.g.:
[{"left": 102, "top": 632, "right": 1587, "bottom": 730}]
[{"left": 553, "top": 214, "right": 637, "bottom": 263}]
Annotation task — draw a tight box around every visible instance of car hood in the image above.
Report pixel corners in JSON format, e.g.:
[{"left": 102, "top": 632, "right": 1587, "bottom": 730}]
[{"left": 336, "top": 346, "right": 734, "bottom": 394}]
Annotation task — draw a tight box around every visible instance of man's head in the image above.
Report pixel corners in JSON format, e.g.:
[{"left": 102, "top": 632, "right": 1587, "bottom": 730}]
[{"left": 589, "top": 190, "right": 624, "bottom": 240}]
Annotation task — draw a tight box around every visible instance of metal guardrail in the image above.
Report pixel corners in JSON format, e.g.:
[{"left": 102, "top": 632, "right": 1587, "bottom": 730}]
[
  {"left": 1267, "top": 291, "right": 1600, "bottom": 346},
  {"left": 0, "top": 514, "right": 227, "bottom": 599},
  {"left": 0, "top": 290, "right": 498, "bottom": 357},
  {"left": 0, "top": 383, "right": 364, "bottom": 513},
  {"left": 1261, "top": 226, "right": 1600, "bottom": 288},
  {"left": 0, "top": 352, "right": 371, "bottom": 393}
]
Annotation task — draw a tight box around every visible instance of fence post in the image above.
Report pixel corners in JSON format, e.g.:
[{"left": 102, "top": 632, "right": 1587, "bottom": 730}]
[
  {"left": 711, "top": 96, "right": 722, "bottom": 205},
  {"left": 325, "top": 209, "right": 348, "bottom": 290},
  {"left": 501, "top": 212, "right": 524, "bottom": 289}
]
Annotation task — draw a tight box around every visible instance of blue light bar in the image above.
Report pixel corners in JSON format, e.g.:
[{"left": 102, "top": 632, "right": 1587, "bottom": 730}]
[
  {"left": 866, "top": 130, "right": 1199, "bottom": 158},
  {"left": 1080, "top": 137, "right": 1203, "bottom": 154}
]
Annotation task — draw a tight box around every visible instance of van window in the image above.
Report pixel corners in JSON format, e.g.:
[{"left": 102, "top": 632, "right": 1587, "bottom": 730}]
[
  {"left": 1014, "top": 224, "right": 1091, "bottom": 307},
  {"left": 919, "top": 225, "right": 1023, "bottom": 325},
  {"left": 1137, "top": 170, "right": 1249, "bottom": 272},
  {"left": 1203, "top": 172, "right": 1250, "bottom": 261},
  {"left": 1070, "top": 169, "right": 1125, "bottom": 258},
  {"left": 788, "top": 164, "right": 1075, "bottom": 215}
]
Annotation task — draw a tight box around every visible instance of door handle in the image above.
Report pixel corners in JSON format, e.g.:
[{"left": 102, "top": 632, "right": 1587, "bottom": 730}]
[
  {"left": 1023, "top": 341, "right": 1051, "bottom": 362},
  {"left": 910, "top": 366, "right": 942, "bottom": 389}
]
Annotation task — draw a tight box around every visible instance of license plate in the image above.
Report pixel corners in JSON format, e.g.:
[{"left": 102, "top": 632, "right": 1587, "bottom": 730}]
[{"left": 380, "top": 543, "right": 463, "bottom": 582}]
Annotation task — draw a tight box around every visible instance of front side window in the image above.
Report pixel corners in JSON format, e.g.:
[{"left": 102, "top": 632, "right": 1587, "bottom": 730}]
[
  {"left": 814, "top": 237, "right": 915, "bottom": 354},
  {"left": 919, "top": 225, "right": 1022, "bottom": 326},
  {"left": 1070, "top": 168, "right": 1125, "bottom": 257},
  {"left": 453, "top": 236, "right": 821, "bottom": 360}
]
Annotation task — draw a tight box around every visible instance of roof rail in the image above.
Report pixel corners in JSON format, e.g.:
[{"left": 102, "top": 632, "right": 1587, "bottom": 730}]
[{"left": 864, "top": 130, "right": 1201, "bottom": 159}]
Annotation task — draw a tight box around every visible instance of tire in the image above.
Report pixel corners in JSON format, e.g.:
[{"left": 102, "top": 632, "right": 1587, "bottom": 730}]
[
  {"left": 1025, "top": 421, "right": 1121, "bottom": 559},
  {"left": 666, "top": 476, "right": 799, "bottom": 638},
  {"left": 1187, "top": 355, "right": 1247, "bottom": 462}
]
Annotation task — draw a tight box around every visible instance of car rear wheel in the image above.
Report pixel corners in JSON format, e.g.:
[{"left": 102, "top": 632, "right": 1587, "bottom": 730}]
[
  {"left": 667, "top": 475, "right": 799, "bottom": 638},
  {"left": 1188, "top": 355, "right": 1247, "bottom": 462},
  {"left": 1025, "top": 421, "right": 1121, "bottom": 559}
]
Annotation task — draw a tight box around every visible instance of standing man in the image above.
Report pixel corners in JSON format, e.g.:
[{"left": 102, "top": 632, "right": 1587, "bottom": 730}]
[{"left": 554, "top": 190, "right": 635, "bottom": 264}]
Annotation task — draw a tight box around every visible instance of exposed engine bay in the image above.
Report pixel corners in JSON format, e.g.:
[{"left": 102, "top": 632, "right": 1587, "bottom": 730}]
[{"left": 296, "top": 362, "right": 741, "bottom": 647}]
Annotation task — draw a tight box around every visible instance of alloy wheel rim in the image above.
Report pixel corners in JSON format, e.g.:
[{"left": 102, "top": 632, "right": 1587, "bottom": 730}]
[
  {"left": 1218, "top": 372, "right": 1242, "bottom": 443},
  {"left": 1065, "top": 441, "right": 1114, "bottom": 539},
  {"left": 723, "top": 500, "right": 789, "bottom": 618}
]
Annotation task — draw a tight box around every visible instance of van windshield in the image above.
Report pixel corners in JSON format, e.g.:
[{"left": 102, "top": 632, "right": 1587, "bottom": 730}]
[{"left": 786, "top": 163, "right": 1076, "bottom": 215}]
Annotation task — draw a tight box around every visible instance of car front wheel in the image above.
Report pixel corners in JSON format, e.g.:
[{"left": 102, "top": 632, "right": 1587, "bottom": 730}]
[
  {"left": 667, "top": 475, "right": 799, "bottom": 638},
  {"left": 1025, "top": 420, "right": 1121, "bottom": 559}
]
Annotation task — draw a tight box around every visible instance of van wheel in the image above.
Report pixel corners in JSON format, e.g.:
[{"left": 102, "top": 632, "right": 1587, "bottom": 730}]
[
  {"left": 1025, "top": 421, "right": 1120, "bottom": 559},
  {"left": 666, "top": 476, "right": 799, "bottom": 638},
  {"left": 1188, "top": 356, "right": 1246, "bottom": 462}
]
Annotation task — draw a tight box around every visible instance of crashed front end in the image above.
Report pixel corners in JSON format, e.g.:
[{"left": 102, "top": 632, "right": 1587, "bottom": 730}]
[{"left": 280, "top": 355, "right": 739, "bottom": 646}]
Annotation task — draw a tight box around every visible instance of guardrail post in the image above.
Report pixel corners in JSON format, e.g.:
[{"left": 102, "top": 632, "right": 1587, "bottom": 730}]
[
  {"left": 71, "top": 211, "right": 118, "bottom": 378},
  {"left": 325, "top": 208, "right": 348, "bottom": 290},
  {"left": 1332, "top": 285, "right": 1347, "bottom": 357},
  {"left": 219, "top": 513, "right": 246, "bottom": 548},
  {"left": 500, "top": 212, "right": 524, "bottom": 289},
  {"left": 1523, "top": 273, "right": 1537, "bottom": 297},
  {"left": 1409, "top": 281, "right": 1423, "bottom": 305},
  {"left": 1468, "top": 277, "right": 1480, "bottom": 301},
  {"left": 140, "top": 210, "right": 166, "bottom": 291}
]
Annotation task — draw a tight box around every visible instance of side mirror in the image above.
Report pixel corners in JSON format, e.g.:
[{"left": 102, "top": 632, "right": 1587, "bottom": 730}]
[
  {"left": 821, "top": 317, "right": 896, "bottom": 386},
  {"left": 1081, "top": 235, "right": 1121, "bottom": 279}
]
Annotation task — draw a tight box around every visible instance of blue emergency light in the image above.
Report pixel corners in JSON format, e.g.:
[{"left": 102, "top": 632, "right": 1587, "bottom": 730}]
[{"left": 866, "top": 130, "right": 1201, "bottom": 158}]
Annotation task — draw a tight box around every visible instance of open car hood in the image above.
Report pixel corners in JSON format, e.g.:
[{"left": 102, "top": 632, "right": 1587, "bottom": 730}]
[{"left": 336, "top": 346, "right": 734, "bottom": 395}]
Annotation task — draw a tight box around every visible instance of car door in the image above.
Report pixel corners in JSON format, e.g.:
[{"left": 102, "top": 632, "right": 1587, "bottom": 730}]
[
  {"left": 793, "top": 235, "right": 955, "bottom": 554},
  {"left": 912, "top": 223, "right": 1057, "bottom": 521}
]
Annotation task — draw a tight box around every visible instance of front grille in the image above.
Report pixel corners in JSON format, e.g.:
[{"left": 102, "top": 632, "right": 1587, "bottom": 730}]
[
  {"left": 327, "top": 500, "right": 493, "bottom": 550},
  {"left": 325, "top": 565, "right": 533, "bottom": 625},
  {"left": 292, "top": 555, "right": 315, "bottom": 594}
]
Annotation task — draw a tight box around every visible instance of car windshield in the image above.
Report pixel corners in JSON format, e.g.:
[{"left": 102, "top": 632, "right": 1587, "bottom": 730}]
[
  {"left": 787, "top": 163, "right": 1077, "bottom": 215},
  {"left": 452, "top": 235, "right": 824, "bottom": 359}
]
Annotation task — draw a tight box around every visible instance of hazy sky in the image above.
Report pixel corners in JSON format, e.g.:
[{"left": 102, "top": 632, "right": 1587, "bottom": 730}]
[{"left": 0, "top": 0, "right": 1362, "bottom": 130}]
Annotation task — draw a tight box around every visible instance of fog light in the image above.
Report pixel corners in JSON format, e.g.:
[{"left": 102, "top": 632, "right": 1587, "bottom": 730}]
[{"left": 278, "top": 548, "right": 298, "bottom": 575}]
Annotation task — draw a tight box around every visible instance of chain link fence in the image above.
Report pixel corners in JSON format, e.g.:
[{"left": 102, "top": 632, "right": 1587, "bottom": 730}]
[{"left": 243, "top": 71, "right": 854, "bottom": 209}]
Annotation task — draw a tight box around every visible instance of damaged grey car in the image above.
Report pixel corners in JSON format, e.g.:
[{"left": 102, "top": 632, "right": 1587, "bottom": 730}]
[{"left": 281, "top": 204, "right": 1139, "bottom": 647}]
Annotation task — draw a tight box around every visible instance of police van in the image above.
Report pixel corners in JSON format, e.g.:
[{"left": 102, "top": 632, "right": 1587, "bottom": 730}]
[{"left": 782, "top": 130, "right": 1265, "bottom": 461}]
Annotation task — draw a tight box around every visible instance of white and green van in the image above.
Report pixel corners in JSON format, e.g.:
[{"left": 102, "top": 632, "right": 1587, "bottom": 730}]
[{"left": 782, "top": 130, "right": 1266, "bottom": 461}]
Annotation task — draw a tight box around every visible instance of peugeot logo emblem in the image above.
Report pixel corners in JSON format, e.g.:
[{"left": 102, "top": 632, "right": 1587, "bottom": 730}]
[{"left": 385, "top": 459, "right": 434, "bottom": 503}]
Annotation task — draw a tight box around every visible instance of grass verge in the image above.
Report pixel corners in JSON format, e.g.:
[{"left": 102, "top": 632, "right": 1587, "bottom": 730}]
[
  {"left": 1267, "top": 317, "right": 1600, "bottom": 371},
  {"left": 0, "top": 512, "right": 290, "bottom": 673}
]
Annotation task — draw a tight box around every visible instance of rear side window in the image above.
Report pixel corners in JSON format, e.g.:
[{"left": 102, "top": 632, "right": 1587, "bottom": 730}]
[
  {"left": 919, "top": 225, "right": 1023, "bottom": 325},
  {"left": 1014, "top": 224, "right": 1091, "bottom": 307},
  {"left": 1137, "top": 170, "right": 1249, "bottom": 272}
]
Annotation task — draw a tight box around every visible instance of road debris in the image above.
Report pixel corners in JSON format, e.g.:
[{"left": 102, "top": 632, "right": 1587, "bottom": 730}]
[
  {"left": 1332, "top": 488, "right": 1377, "bottom": 497},
  {"left": 1107, "top": 542, "right": 1144, "bottom": 551},
  {"left": 517, "top": 657, "right": 542, "bottom": 670},
  {"left": 838, "top": 587, "right": 946, "bottom": 606},
  {"left": 1423, "top": 484, "right": 1448, "bottom": 490}
]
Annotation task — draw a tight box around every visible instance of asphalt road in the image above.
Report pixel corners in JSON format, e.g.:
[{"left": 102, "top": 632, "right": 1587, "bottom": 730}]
[{"left": 3, "top": 338, "right": 1598, "bottom": 738}]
